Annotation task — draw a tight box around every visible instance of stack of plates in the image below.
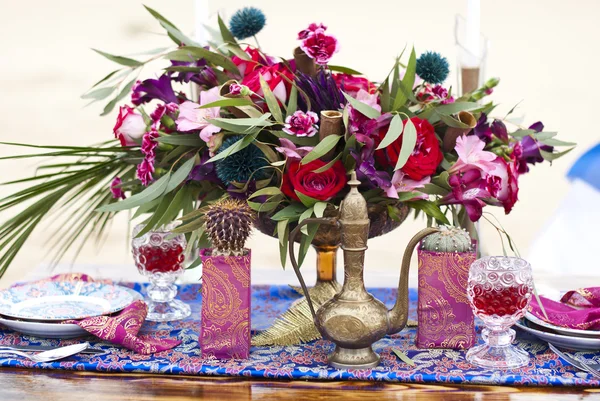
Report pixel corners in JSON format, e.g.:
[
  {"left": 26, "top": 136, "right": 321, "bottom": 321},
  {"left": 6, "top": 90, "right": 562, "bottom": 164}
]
[
  {"left": 0, "top": 281, "right": 141, "bottom": 339},
  {"left": 516, "top": 312, "right": 600, "bottom": 351}
]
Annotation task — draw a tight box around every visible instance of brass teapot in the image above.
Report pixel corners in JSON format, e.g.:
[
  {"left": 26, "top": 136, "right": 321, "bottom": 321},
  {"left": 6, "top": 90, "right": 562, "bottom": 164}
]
[{"left": 289, "top": 172, "right": 438, "bottom": 369}]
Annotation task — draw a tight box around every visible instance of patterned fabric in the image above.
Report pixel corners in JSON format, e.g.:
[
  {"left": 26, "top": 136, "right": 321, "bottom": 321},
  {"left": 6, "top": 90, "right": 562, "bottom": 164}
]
[
  {"left": 531, "top": 289, "right": 600, "bottom": 331},
  {"left": 0, "top": 283, "right": 599, "bottom": 386},
  {"left": 417, "top": 249, "right": 476, "bottom": 349},
  {"left": 200, "top": 251, "right": 251, "bottom": 359}
]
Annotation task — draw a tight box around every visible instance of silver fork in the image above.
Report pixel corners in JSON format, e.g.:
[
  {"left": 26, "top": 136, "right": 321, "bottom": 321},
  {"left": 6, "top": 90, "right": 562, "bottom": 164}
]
[
  {"left": 548, "top": 343, "right": 600, "bottom": 379},
  {"left": 0, "top": 342, "right": 90, "bottom": 363}
]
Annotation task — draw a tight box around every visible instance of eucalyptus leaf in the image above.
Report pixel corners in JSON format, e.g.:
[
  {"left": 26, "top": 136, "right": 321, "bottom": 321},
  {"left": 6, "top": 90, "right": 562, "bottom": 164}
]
[
  {"left": 90, "top": 69, "right": 122, "bottom": 89},
  {"left": 206, "top": 133, "right": 258, "bottom": 163},
  {"left": 511, "top": 129, "right": 535, "bottom": 139},
  {"left": 156, "top": 135, "right": 205, "bottom": 147},
  {"left": 439, "top": 114, "right": 471, "bottom": 129},
  {"left": 327, "top": 65, "right": 363, "bottom": 75},
  {"left": 313, "top": 202, "right": 327, "bottom": 218},
  {"left": 311, "top": 153, "right": 342, "bottom": 173},
  {"left": 101, "top": 77, "right": 137, "bottom": 116},
  {"left": 533, "top": 132, "right": 558, "bottom": 141},
  {"left": 278, "top": 220, "right": 289, "bottom": 268},
  {"left": 540, "top": 147, "right": 575, "bottom": 161},
  {"left": 166, "top": 47, "right": 240, "bottom": 76},
  {"left": 271, "top": 203, "right": 306, "bottom": 221},
  {"left": 165, "top": 157, "right": 196, "bottom": 193},
  {"left": 260, "top": 75, "right": 284, "bottom": 123},
  {"left": 295, "top": 191, "right": 319, "bottom": 208},
  {"left": 301, "top": 135, "right": 342, "bottom": 165},
  {"left": 409, "top": 200, "right": 450, "bottom": 225},
  {"left": 199, "top": 97, "right": 256, "bottom": 109},
  {"left": 92, "top": 49, "right": 142, "bottom": 67},
  {"left": 394, "top": 118, "right": 416, "bottom": 170},
  {"left": 135, "top": 191, "right": 175, "bottom": 238},
  {"left": 247, "top": 200, "right": 280, "bottom": 212},
  {"left": 380, "top": 78, "right": 390, "bottom": 113},
  {"left": 211, "top": 116, "right": 272, "bottom": 126},
  {"left": 402, "top": 47, "right": 417, "bottom": 92},
  {"left": 218, "top": 14, "right": 238, "bottom": 45},
  {"left": 298, "top": 207, "right": 314, "bottom": 235},
  {"left": 248, "top": 187, "right": 283, "bottom": 199},
  {"left": 81, "top": 86, "right": 116, "bottom": 100},
  {"left": 298, "top": 221, "right": 318, "bottom": 268},
  {"left": 434, "top": 102, "right": 479, "bottom": 115},
  {"left": 342, "top": 92, "right": 381, "bottom": 119},
  {"left": 376, "top": 114, "right": 403, "bottom": 150},
  {"left": 421, "top": 183, "right": 450, "bottom": 196},
  {"left": 277, "top": 219, "right": 289, "bottom": 247},
  {"left": 538, "top": 138, "right": 576, "bottom": 147},
  {"left": 286, "top": 86, "right": 298, "bottom": 117}
]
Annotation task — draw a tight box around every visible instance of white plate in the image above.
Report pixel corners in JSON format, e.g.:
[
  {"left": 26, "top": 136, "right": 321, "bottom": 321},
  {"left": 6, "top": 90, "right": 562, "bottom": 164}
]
[
  {"left": 525, "top": 312, "right": 600, "bottom": 338},
  {"left": 0, "top": 282, "right": 137, "bottom": 321},
  {"left": 516, "top": 319, "right": 600, "bottom": 351}
]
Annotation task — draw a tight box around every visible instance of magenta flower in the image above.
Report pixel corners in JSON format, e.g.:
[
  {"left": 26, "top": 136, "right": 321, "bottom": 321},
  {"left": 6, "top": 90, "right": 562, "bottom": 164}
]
[
  {"left": 384, "top": 170, "right": 430, "bottom": 200},
  {"left": 300, "top": 28, "right": 339, "bottom": 65},
  {"left": 150, "top": 103, "right": 178, "bottom": 128},
  {"left": 449, "top": 135, "right": 498, "bottom": 174},
  {"left": 275, "top": 138, "right": 314, "bottom": 160},
  {"left": 113, "top": 106, "right": 146, "bottom": 147},
  {"left": 486, "top": 157, "right": 520, "bottom": 214},
  {"left": 229, "top": 83, "right": 242, "bottom": 96},
  {"left": 440, "top": 169, "right": 491, "bottom": 222},
  {"left": 283, "top": 111, "right": 319, "bottom": 137},
  {"left": 176, "top": 87, "right": 222, "bottom": 142},
  {"left": 298, "top": 23, "right": 327, "bottom": 40},
  {"left": 136, "top": 158, "right": 155, "bottom": 186},
  {"left": 110, "top": 177, "right": 126, "bottom": 200},
  {"left": 141, "top": 130, "right": 159, "bottom": 155}
]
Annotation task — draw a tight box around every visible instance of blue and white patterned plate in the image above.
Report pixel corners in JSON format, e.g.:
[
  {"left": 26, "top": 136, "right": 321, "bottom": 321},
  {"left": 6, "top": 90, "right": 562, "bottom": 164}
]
[{"left": 0, "top": 282, "right": 136, "bottom": 321}]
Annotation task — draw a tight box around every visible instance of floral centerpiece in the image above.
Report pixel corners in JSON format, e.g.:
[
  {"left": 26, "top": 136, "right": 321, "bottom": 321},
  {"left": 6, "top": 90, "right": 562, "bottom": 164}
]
[{"left": 0, "top": 6, "right": 574, "bottom": 277}]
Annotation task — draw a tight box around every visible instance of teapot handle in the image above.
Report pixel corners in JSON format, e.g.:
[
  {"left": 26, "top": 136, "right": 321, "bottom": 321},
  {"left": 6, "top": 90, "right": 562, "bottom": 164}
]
[{"left": 288, "top": 217, "right": 339, "bottom": 322}]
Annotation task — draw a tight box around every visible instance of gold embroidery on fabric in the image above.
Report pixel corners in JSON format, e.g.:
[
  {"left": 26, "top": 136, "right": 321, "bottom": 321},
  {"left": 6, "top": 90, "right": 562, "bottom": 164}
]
[{"left": 417, "top": 275, "right": 455, "bottom": 341}]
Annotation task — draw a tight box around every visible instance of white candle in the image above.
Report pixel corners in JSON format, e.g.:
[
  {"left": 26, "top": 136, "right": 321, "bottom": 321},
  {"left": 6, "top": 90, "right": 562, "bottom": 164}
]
[
  {"left": 465, "top": 0, "right": 481, "bottom": 67},
  {"left": 194, "top": 0, "right": 209, "bottom": 45}
]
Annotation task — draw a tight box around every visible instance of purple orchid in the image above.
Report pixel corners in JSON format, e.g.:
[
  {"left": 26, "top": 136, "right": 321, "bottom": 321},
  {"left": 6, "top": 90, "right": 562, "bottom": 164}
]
[
  {"left": 514, "top": 121, "right": 554, "bottom": 174},
  {"left": 474, "top": 113, "right": 492, "bottom": 143},
  {"left": 188, "top": 151, "right": 220, "bottom": 185},
  {"left": 131, "top": 75, "right": 179, "bottom": 106},
  {"left": 440, "top": 169, "right": 491, "bottom": 222},
  {"left": 351, "top": 134, "right": 392, "bottom": 191},
  {"left": 491, "top": 119, "right": 509, "bottom": 143},
  {"left": 169, "top": 58, "right": 218, "bottom": 88}
]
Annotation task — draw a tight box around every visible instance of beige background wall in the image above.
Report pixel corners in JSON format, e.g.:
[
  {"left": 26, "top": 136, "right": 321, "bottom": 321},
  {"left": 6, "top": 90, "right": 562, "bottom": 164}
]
[{"left": 0, "top": 0, "right": 597, "bottom": 287}]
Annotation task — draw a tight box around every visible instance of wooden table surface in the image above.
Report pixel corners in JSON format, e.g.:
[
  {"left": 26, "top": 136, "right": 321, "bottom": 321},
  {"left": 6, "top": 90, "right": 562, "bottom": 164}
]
[{"left": 1, "top": 367, "right": 599, "bottom": 400}]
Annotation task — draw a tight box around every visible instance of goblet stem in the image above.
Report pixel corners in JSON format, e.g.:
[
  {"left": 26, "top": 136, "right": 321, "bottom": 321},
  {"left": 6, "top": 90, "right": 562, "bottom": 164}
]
[{"left": 482, "top": 327, "right": 515, "bottom": 347}]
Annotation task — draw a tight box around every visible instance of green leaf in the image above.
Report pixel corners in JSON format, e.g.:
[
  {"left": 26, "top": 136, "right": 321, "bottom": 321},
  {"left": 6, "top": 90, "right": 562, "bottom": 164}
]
[
  {"left": 392, "top": 82, "right": 408, "bottom": 111},
  {"left": 439, "top": 114, "right": 471, "bottom": 129},
  {"left": 538, "top": 138, "right": 576, "bottom": 147},
  {"left": 247, "top": 200, "right": 280, "bottom": 213},
  {"left": 97, "top": 173, "right": 171, "bottom": 212},
  {"left": 199, "top": 97, "right": 256, "bottom": 109},
  {"left": 533, "top": 131, "right": 558, "bottom": 141},
  {"left": 396, "top": 191, "right": 426, "bottom": 202},
  {"left": 206, "top": 133, "right": 258, "bottom": 163},
  {"left": 298, "top": 221, "right": 319, "bottom": 268},
  {"left": 394, "top": 118, "right": 416, "bottom": 170},
  {"left": 342, "top": 92, "right": 381, "bottom": 119},
  {"left": 380, "top": 78, "right": 390, "bottom": 113},
  {"left": 409, "top": 200, "right": 450, "bottom": 225},
  {"left": 248, "top": 187, "right": 283, "bottom": 199},
  {"left": 327, "top": 65, "right": 363, "bottom": 75},
  {"left": 270, "top": 130, "right": 317, "bottom": 147},
  {"left": 210, "top": 116, "right": 272, "bottom": 126},
  {"left": 277, "top": 220, "right": 289, "bottom": 268},
  {"left": 218, "top": 14, "right": 238, "bottom": 45},
  {"left": 90, "top": 69, "right": 122, "bottom": 89},
  {"left": 392, "top": 348, "right": 415, "bottom": 367},
  {"left": 101, "top": 77, "right": 137, "bottom": 116},
  {"left": 81, "top": 86, "right": 116, "bottom": 100},
  {"left": 540, "top": 147, "right": 575, "bottom": 161},
  {"left": 311, "top": 153, "right": 342, "bottom": 173},
  {"left": 295, "top": 191, "right": 319, "bottom": 208},
  {"left": 313, "top": 202, "right": 327, "bottom": 218},
  {"left": 277, "top": 219, "right": 289, "bottom": 247},
  {"left": 298, "top": 207, "right": 314, "bottom": 235},
  {"left": 376, "top": 114, "right": 403, "bottom": 150},
  {"left": 286, "top": 85, "right": 298, "bottom": 117},
  {"left": 92, "top": 49, "right": 142, "bottom": 67},
  {"left": 134, "top": 191, "right": 175, "bottom": 238},
  {"left": 260, "top": 75, "right": 284, "bottom": 123},
  {"left": 166, "top": 157, "right": 196, "bottom": 193},
  {"left": 434, "top": 102, "right": 479, "bottom": 115},
  {"left": 511, "top": 129, "right": 535, "bottom": 139},
  {"left": 172, "top": 217, "right": 205, "bottom": 234},
  {"left": 132, "top": 197, "right": 162, "bottom": 219},
  {"left": 271, "top": 203, "right": 306, "bottom": 221},
  {"left": 421, "top": 183, "right": 450, "bottom": 196},
  {"left": 401, "top": 47, "right": 417, "bottom": 92},
  {"left": 301, "top": 135, "right": 342, "bottom": 165},
  {"left": 432, "top": 171, "right": 451, "bottom": 190},
  {"left": 166, "top": 47, "right": 240, "bottom": 76},
  {"left": 156, "top": 135, "right": 205, "bottom": 147}
]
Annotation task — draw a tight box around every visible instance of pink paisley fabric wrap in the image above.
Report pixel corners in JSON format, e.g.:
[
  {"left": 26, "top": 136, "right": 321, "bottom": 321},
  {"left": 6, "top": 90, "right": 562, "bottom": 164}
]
[
  {"left": 200, "top": 249, "right": 251, "bottom": 359},
  {"left": 12, "top": 274, "right": 180, "bottom": 354},
  {"left": 530, "top": 287, "right": 600, "bottom": 331},
  {"left": 417, "top": 245, "right": 477, "bottom": 349}
]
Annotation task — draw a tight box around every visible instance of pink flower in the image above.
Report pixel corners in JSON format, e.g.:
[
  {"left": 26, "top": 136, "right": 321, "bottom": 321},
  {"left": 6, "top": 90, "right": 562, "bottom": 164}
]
[
  {"left": 333, "top": 73, "right": 377, "bottom": 97},
  {"left": 283, "top": 111, "right": 319, "bottom": 137},
  {"left": 175, "top": 87, "right": 222, "bottom": 142},
  {"left": 300, "top": 28, "right": 339, "bottom": 65},
  {"left": 150, "top": 103, "right": 178, "bottom": 128},
  {"left": 110, "top": 177, "right": 126, "bottom": 200},
  {"left": 241, "top": 63, "right": 294, "bottom": 104},
  {"left": 136, "top": 158, "right": 155, "bottom": 186},
  {"left": 297, "top": 23, "right": 327, "bottom": 40},
  {"left": 141, "top": 130, "right": 159, "bottom": 155},
  {"left": 231, "top": 46, "right": 275, "bottom": 78},
  {"left": 449, "top": 135, "right": 498, "bottom": 174},
  {"left": 229, "top": 83, "right": 242, "bottom": 96},
  {"left": 384, "top": 170, "right": 430, "bottom": 200},
  {"left": 487, "top": 157, "right": 520, "bottom": 214},
  {"left": 440, "top": 169, "right": 491, "bottom": 222},
  {"left": 275, "top": 138, "right": 314, "bottom": 160},
  {"left": 113, "top": 106, "right": 146, "bottom": 147}
]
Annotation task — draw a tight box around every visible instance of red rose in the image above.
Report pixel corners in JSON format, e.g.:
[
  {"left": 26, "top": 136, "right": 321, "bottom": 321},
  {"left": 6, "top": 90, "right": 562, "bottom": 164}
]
[
  {"left": 241, "top": 63, "right": 294, "bottom": 107},
  {"left": 282, "top": 160, "right": 347, "bottom": 201},
  {"left": 333, "top": 73, "right": 377, "bottom": 97},
  {"left": 232, "top": 46, "right": 272, "bottom": 77},
  {"left": 374, "top": 117, "right": 443, "bottom": 180}
]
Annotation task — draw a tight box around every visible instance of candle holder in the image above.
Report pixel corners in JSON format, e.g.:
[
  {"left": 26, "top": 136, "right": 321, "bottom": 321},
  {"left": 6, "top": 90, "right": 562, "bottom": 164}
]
[{"left": 454, "top": 14, "right": 489, "bottom": 96}]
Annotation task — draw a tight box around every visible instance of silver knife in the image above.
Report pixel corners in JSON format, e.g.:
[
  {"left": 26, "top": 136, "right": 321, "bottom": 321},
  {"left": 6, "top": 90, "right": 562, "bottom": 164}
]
[{"left": 0, "top": 345, "right": 106, "bottom": 355}]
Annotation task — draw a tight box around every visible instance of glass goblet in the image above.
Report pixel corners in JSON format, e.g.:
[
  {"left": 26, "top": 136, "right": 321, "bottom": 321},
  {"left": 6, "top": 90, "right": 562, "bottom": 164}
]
[
  {"left": 132, "top": 224, "right": 191, "bottom": 322},
  {"left": 466, "top": 256, "right": 534, "bottom": 369}
]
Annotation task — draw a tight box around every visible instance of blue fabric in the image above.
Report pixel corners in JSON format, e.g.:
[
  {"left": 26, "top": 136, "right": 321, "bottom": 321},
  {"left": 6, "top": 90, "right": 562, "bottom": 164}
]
[
  {"left": 0, "top": 283, "right": 598, "bottom": 386},
  {"left": 568, "top": 143, "right": 600, "bottom": 191}
]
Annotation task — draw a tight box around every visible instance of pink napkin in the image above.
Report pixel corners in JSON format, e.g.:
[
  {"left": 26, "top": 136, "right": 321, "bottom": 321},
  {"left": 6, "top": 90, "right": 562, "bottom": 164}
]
[
  {"left": 530, "top": 287, "right": 600, "bottom": 331},
  {"left": 12, "top": 274, "right": 181, "bottom": 354}
]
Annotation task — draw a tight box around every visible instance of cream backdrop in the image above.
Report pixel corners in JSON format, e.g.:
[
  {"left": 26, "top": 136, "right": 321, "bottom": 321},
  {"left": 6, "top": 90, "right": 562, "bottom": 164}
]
[{"left": 0, "top": 0, "right": 597, "bottom": 287}]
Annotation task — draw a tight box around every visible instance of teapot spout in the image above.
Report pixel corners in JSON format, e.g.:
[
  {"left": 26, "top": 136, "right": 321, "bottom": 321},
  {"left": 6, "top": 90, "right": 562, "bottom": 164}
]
[{"left": 387, "top": 227, "right": 439, "bottom": 335}]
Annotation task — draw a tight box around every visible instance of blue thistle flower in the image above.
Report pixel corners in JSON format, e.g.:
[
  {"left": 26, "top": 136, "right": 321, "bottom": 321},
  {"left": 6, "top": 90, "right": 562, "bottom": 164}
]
[
  {"left": 215, "top": 135, "right": 269, "bottom": 185},
  {"left": 416, "top": 51, "right": 450, "bottom": 85},
  {"left": 229, "top": 7, "right": 266, "bottom": 40}
]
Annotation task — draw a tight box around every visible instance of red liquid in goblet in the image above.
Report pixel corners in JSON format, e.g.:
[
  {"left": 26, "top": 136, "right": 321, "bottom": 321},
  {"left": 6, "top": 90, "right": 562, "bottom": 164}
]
[
  {"left": 136, "top": 244, "right": 185, "bottom": 274},
  {"left": 471, "top": 284, "right": 531, "bottom": 317}
]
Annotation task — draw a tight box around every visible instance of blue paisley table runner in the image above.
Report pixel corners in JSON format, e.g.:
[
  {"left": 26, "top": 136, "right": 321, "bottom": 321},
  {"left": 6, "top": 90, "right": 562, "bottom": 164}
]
[{"left": 0, "top": 284, "right": 598, "bottom": 386}]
